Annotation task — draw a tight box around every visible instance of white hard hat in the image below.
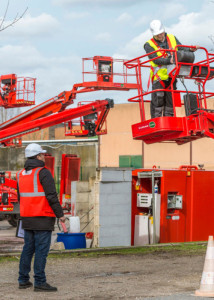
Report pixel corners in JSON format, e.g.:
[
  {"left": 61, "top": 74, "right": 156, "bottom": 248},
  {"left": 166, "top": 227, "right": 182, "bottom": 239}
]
[
  {"left": 25, "top": 143, "right": 47, "bottom": 158},
  {"left": 150, "top": 20, "right": 165, "bottom": 36}
]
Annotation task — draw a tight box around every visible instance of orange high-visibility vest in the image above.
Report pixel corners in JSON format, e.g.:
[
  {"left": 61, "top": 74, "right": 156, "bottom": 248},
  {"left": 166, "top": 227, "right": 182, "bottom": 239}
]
[{"left": 17, "top": 167, "right": 55, "bottom": 217}]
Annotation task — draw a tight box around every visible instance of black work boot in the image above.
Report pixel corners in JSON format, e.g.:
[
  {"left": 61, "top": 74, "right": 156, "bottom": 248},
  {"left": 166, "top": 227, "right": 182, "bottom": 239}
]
[
  {"left": 34, "top": 282, "right": 57, "bottom": 292},
  {"left": 19, "top": 281, "right": 33, "bottom": 289}
]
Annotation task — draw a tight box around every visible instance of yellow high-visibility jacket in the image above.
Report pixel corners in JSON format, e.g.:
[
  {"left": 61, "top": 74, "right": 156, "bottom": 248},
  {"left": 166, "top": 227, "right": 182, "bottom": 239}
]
[{"left": 146, "top": 33, "right": 177, "bottom": 82}]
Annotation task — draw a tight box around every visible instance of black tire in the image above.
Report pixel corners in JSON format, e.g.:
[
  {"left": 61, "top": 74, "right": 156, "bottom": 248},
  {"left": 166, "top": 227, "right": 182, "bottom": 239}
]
[{"left": 7, "top": 214, "right": 19, "bottom": 227}]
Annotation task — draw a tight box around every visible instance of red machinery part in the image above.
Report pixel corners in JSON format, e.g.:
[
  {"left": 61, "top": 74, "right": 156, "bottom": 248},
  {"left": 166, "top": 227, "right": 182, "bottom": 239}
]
[
  {"left": 59, "top": 154, "right": 81, "bottom": 210},
  {"left": 0, "top": 74, "right": 36, "bottom": 108},
  {"left": 65, "top": 100, "right": 109, "bottom": 137},
  {"left": 124, "top": 46, "right": 214, "bottom": 145},
  {"left": 0, "top": 173, "right": 18, "bottom": 212},
  {"left": 0, "top": 55, "right": 137, "bottom": 145},
  {"left": 0, "top": 55, "right": 138, "bottom": 213},
  {"left": 64, "top": 155, "right": 81, "bottom": 194},
  {"left": 0, "top": 99, "right": 114, "bottom": 146},
  {"left": 132, "top": 167, "right": 214, "bottom": 244},
  {"left": 44, "top": 153, "right": 55, "bottom": 178}
]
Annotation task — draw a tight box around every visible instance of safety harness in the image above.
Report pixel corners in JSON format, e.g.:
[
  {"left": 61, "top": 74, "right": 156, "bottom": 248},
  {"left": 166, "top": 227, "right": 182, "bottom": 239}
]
[{"left": 147, "top": 34, "right": 176, "bottom": 89}]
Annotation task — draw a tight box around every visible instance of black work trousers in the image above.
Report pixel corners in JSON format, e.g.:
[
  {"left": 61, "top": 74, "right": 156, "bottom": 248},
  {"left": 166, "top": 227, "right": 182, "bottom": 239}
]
[{"left": 151, "top": 79, "right": 176, "bottom": 119}]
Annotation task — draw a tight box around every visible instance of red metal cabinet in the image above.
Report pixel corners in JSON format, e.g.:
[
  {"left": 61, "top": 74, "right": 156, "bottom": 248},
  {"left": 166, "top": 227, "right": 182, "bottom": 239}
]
[
  {"left": 132, "top": 167, "right": 214, "bottom": 244},
  {"left": 187, "top": 171, "right": 214, "bottom": 241},
  {"left": 159, "top": 170, "right": 187, "bottom": 243}
]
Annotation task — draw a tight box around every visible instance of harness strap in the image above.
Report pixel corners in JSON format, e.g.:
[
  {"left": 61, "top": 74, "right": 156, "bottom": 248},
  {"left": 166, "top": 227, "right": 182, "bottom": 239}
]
[
  {"left": 166, "top": 35, "right": 173, "bottom": 49},
  {"left": 150, "top": 65, "right": 165, "bottom": 88}
]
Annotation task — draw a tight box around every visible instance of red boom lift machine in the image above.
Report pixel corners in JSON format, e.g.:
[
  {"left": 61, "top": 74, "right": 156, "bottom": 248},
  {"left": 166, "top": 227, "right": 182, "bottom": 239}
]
[
  {"left": 124, "top": 46, "right": 214, "bottom": 244},
  {"left": 0, "top": 56, "right": 138, "bottom": 226}
]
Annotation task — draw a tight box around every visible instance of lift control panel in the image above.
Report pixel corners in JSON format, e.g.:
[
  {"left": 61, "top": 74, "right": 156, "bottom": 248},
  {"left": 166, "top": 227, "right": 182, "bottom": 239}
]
[{"left": 137, "top": 193, "right": 152, "bottom": 208}]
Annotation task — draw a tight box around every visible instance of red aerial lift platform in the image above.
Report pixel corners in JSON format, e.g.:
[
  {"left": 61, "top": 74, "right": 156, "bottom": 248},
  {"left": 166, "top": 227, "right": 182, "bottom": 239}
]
[
  {"left": 0, "top": 55, "right": 138, "bottom": 146},
  {"left": 124, "top": 46, "right": 214, "bottom": 144},
  {"left": 0, "top": 74, "right": 35, "bottom": 108},
  {"left": 0, "top": 55, "right": 138, "bottom": 224}
]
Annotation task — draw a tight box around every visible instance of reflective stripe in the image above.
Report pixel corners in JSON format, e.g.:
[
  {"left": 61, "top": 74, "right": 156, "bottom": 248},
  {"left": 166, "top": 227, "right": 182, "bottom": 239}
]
[
  {"left": 17, "top": 170, "right": 22, "bottom": 185},
  {"left": 18, "top": 167, "right": 45, "bottom": 197},
  {"left": 22, "top": 170, "right": 32, "bottom": 175},
  {"left": 34, "top": 167, "right": 42, "bottom": 193},
  {"left": 20, "top": 192, "right": 45, "bottom": 197}
]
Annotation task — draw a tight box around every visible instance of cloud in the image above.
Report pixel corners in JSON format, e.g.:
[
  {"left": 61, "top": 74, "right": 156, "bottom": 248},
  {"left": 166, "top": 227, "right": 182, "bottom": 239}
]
[
  {"left": 95, "top": 32, "right": 111, "bottom": 42},
  {"left": 162, "top": 2, "right": 186, "bottom": 20},
  {"left": 65, "top": 11, "right": 90, "bottom": 19},
  {"left": 0, "top": 44, "right": 82, "bottom": 102},
  {"left": 134, "top": 15, "right": 152, "bottom": 27},
  {"left": 114, "top": 30, "right": 151, "bottom": 59},
  {"left": 134, "top": 2, "right": 186, "bottom": 27},
  {"left": 116, "top": 1, "right": 214, "bottom": 59},
  {"left": 116, "top": 13, "right": 132, "bottom": 23},
  {"left": 53, "top": 0, "right": 144, "bottom": 7},
  {"left": 113, "top": 1, "right": 214, "bottom": 103},
  {"left": 0, "top": 13, "right": 60, "bottom": 38},
  {"left": 169, "top": 12, "right": 213, "bottom": 47}
]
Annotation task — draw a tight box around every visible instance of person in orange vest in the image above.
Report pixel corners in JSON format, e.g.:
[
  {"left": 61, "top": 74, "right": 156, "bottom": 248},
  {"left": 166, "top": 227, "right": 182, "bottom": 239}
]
[
  {"left": 17, "top": 143, "right": 66, "bottom": 292},
  {"left": 144, "top": 19, "right": 199, "bottom": 118}
]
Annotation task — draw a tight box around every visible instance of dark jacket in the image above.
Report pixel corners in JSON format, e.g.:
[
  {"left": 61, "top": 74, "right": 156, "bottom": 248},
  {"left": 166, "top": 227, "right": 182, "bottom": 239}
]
[
  {"left": 144, "top": 33, "right": 189, "bottom": 66},
  {"left": 17, "top": 158, "right": 64, "bottom": 231}
]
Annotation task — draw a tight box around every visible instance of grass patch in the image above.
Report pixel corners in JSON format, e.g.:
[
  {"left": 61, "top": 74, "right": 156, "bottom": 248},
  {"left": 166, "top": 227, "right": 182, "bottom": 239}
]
[
  {"left": 0, "top": 256, "right": 19, "bottom": 263},
  {"left": 0, "top": 243, "right": 207, "bottom": 263},
  {"left": 48, "top": 243, "right": 207, "bottom": 259}
]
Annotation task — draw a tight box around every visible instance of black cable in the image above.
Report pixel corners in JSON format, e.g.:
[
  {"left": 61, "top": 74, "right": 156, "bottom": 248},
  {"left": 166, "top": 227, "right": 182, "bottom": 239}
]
[
  {"left": 180, "top": 77, "right": 191, "bottom": 114},
  {"left": 179, "top": 77, "right": 199, "bottom": 115}
]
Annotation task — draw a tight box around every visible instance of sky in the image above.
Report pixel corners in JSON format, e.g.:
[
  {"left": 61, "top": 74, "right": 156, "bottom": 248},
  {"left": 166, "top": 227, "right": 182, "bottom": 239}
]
[{"left": 0, "top": 0, "right": 213, "bottom": 107}]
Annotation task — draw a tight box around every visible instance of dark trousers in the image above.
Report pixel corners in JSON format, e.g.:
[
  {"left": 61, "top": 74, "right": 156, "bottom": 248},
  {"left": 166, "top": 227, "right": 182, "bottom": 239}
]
[
  {"left": 151, "top": 80, "right": 176, "bottom": 118},
  {"left": 18, "top": 230, "right": 52, "bottom": 286}
]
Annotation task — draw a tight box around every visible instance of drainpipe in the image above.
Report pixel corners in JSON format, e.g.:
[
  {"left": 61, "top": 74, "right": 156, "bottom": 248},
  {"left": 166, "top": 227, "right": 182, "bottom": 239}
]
[
  {"left": 190, "top": 141, "right": 192, "bottom": 165},
  {"left": 151, "top": 171, "right": 156, "bottom": 244},
  {"left": 142, "top": 141, "right": 144, "bottom": 168}
]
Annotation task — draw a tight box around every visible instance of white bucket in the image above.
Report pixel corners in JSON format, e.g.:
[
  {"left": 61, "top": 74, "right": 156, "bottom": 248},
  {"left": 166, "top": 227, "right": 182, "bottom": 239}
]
[
  {"left": 86, "top": 239, "right": 92, "bottom": 248},
  {"left": 69, "top": 216, "right": 80, "bottom": 233}
]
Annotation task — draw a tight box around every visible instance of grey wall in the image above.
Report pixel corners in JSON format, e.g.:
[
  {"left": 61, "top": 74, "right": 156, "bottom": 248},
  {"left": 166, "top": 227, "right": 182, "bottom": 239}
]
[
  {"left": 98, "top": 169, "right": 132, "bottom": 247},
  {"left": 0, "top": 143, "right": 97, "bottom": 181}
]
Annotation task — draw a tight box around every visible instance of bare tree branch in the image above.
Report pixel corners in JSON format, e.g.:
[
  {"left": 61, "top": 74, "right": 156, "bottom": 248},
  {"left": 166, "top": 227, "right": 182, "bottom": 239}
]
[
  {"left": 0, "top": 0, "right": 9, "bottom": 31},
  {"left": 0, "top": 0, "right": 28, "bottom": 32}
]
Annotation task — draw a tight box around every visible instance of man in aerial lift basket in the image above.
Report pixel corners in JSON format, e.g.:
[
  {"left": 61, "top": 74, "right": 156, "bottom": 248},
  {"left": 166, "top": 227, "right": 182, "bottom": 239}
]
[{"left": 144, "top": 19, "right": 199, "bottom": 119}]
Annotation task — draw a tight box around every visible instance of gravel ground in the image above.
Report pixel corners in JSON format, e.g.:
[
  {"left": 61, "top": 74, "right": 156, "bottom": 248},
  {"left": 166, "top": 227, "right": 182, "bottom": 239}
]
[
  {"left": 0, "top": 220, "right": 209, "bottom": 299},
  {"left": 0, "top": 251, "right": 207, "bottom": 300}
]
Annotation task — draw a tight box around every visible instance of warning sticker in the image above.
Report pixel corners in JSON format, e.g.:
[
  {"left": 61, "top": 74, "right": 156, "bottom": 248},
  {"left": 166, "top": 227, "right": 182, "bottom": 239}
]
[{"left": 172, "top": 215, "right": 180, "bottom": 220}]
